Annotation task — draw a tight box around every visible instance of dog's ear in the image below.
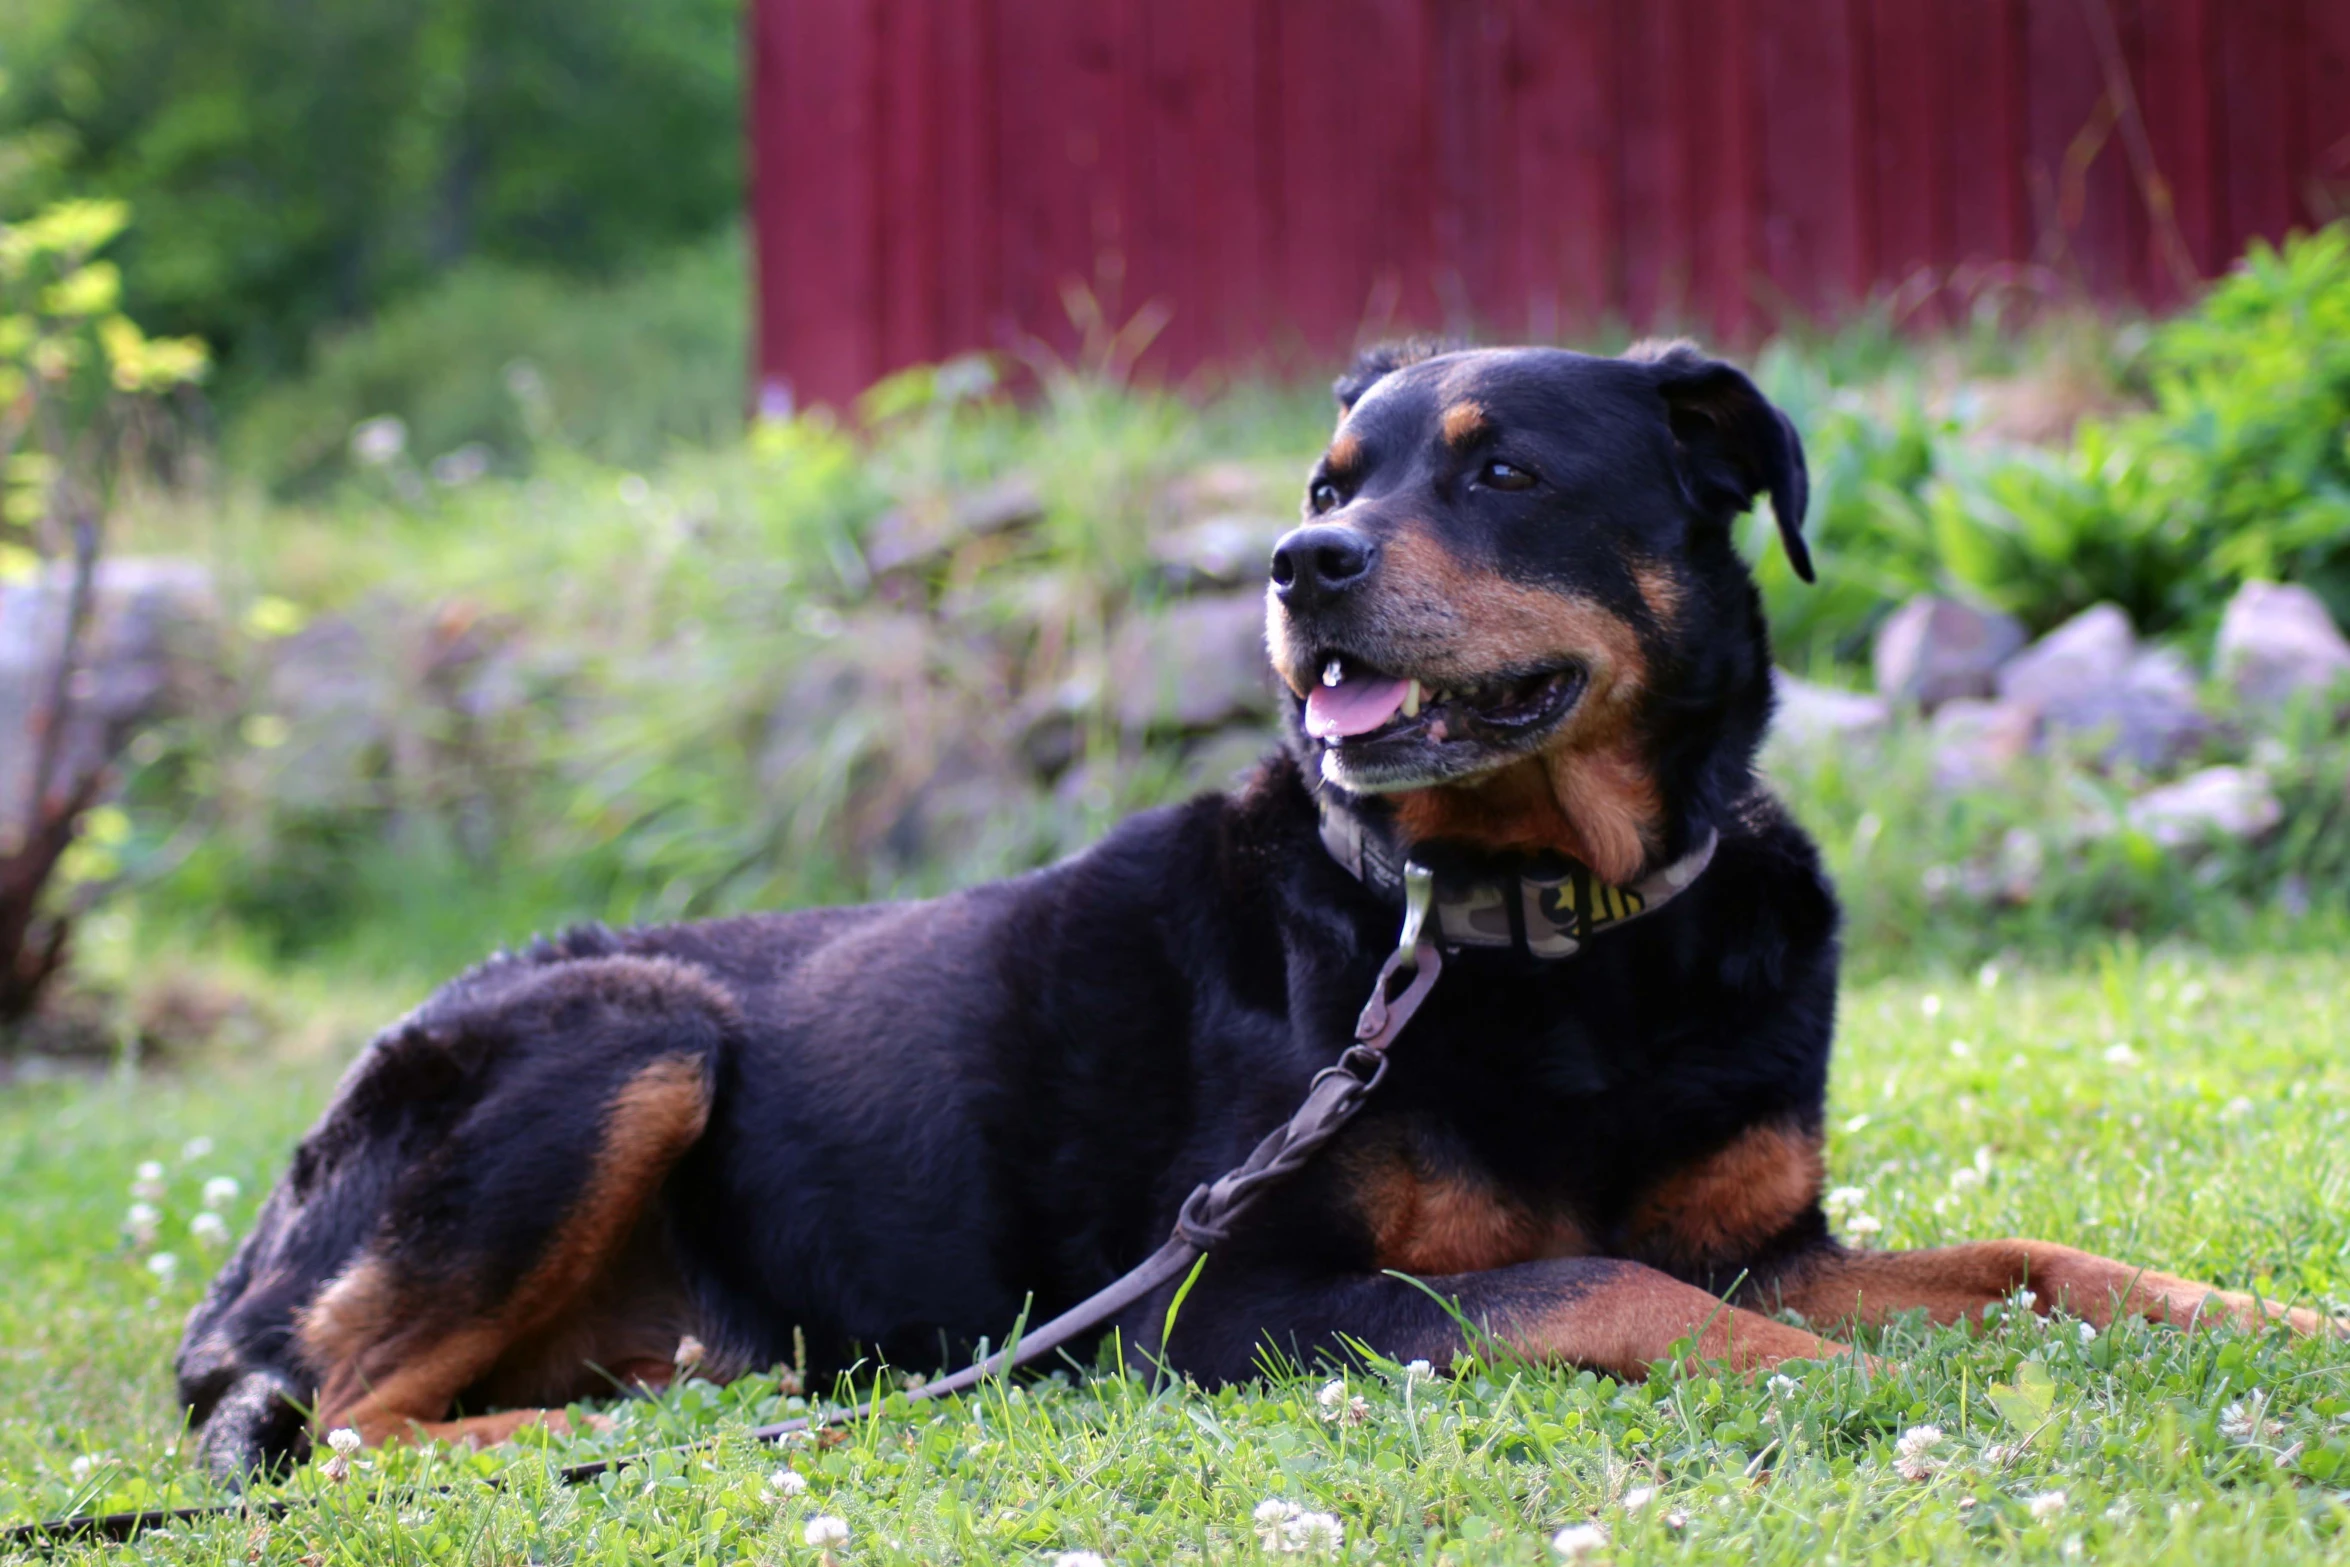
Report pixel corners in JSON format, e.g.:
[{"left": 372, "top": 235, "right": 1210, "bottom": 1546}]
[
  {"left": 1632, "top": 340, "right": 1813, "bottom": 583},
  {"left": 1333, "top": 337, "right": 1458, "bottom": 416}
]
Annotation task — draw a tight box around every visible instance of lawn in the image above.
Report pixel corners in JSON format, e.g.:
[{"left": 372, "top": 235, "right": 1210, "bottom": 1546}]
[{"left": 4, "top": 944, "right": 2346, "bottom": 1564}]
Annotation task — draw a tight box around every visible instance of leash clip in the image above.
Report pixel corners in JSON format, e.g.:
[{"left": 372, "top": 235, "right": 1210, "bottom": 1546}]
[{"left": 1394, "top": 860, "right": 1434, "bottom": 971}]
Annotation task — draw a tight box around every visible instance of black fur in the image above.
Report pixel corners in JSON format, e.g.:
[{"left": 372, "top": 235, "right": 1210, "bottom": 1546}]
[{"left": 179, "top": 343, "right": 1844, "bottom": 1477}]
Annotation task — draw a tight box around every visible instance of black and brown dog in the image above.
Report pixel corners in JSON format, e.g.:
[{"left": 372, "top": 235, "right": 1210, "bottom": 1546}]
[{"left": 178, "top": 340, "right": 2337, "bottom": 1477}]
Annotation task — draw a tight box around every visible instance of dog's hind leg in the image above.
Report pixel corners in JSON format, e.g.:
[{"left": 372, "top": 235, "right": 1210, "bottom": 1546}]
[{"left": 182, "top": 949, "right": 733, "bottom": 1475}]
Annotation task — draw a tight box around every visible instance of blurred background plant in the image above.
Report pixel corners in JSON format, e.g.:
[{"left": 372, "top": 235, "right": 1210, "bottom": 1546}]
[{"left": 0, "top": 188, "right": 205, "bottom": 1023}]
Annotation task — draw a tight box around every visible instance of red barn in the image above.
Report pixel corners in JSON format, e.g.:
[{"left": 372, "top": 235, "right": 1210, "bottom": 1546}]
[{"left": 751, "top": 0, "right": 2350, "bottom": 410}]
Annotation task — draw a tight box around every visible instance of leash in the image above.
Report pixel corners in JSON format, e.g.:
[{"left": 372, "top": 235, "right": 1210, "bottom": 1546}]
[{"left": 9, "top": 868, "right": 1449, "bottom": 1550}]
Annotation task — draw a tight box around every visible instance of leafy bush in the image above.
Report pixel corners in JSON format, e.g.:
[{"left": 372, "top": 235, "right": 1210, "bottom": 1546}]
[
  {"left": 1753, "top": 222, "right": 2350, "bottom": 654},
  {"left": 226, "top": 230, "right": 747, "bottom": 493}
]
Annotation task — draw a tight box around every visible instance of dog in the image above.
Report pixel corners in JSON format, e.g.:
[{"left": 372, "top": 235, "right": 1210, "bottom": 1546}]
[{"left": 177, "top": 340, "right": 2337, "bottom": 1478}]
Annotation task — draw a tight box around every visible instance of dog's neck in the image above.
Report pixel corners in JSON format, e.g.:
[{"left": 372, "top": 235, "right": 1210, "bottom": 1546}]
[{"left": 1314, "top": 791, "right": 1716, "bottom": 961}]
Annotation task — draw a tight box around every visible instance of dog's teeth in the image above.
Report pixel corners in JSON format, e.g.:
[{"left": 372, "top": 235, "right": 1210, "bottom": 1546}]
[
  {"left": 1321, "top": 658, "right": 1345, "bottom": 688},
  {"left": 1401, "top": 679, "right": 1421, "bottom": 719}
]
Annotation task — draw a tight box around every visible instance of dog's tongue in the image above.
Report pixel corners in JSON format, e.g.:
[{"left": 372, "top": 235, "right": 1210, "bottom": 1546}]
[{"left": 1305, "top": 671, "right": 1410, "bottom": 740}]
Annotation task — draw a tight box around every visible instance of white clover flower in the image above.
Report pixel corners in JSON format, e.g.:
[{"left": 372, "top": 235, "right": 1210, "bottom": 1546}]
[
  {"left": 673, "top": 1335, "right": 707, "bottom": 1373},
  {"left": 349, "top": 416, "right": 409, "bottom": 466},
  {"left": 1052, "top": 1555, "right": 1108, "bottom": 1567},
  {"left": 1401, "top": 1359, "right": 1433, "bottom": 1382},
  {"left": 190, "top": 1211, "right": 231, "bottom": 1247},
  {"left": 1893, "top": 1424, "right": 1943, "bottom": 1481},
  {"left": 125, "top": 1202, "right": 162, "bottom": 1245},
  {"left": 146, "top": 1252, "right": 178, "bottom": 1281},
  {"left": 1767, "top": 1373, "right": 1798, "bottom": 1396},
  {"left": 768, "top": 1467, "right": 809, "bottom": 1497},
  {"left": 803, "top": 1515, "right": 849, "bottom": 1547},
  {"left": 69, "top": 1453, "right": 113, "bottom": 1483},
  {"left": 1844, "top": 1212, "right": 1883, "bottom": 1239},
  {"left": 2026, "top": 1490, "right": 2067, "bottom": 1521},
  {"left": 2219, "top": 1392, "right": 2279, "bottom": 1445},
  {"left": 2076, "top": 1320, "right": 2098, "bottom": 1344},
  {"left": 180, "top": 1136, "right": 215, "bottom": 1162},
  {"left": 1822, "top": 1186, "right": 1867, "bottom": 1219},
  {"left": 1920, "top": 993, "right": 1942, "bottom": 1018},
  {"left": 326, "top": 1428, "right": 363, "bottom": 1457},
  {"left": 131, "top": 1163, "right": 166, "bottom": 1202},
  {"left": 201, "top": 1176, "right": 241, "bottom": 1211},
  {"left": 1251, "top": 1501, "right": 1343, "bottom": 1555},
  {"left": 1621, "top": 1485, "right": 1656, "bottom": 1512},
  {"left": 2102, "top": 1042, "right": 2139, "bottom": 1067},
  {"left": 321, "top": 1455, "right": 350, "bottom": 1483},
  {"left": 1314, "top": 1378, "right": 1368, "bottom": 1425},
  {"left": 2009, "top": 1288, "right": 2038, "bottom": 1312},
  {"left": 1550, "top": 1522, "right": 1608, "bottom": 1559}
]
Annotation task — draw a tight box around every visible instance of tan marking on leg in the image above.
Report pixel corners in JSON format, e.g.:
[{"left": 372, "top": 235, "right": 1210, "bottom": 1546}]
[
  {"left": 1440, "top": 400, "right": 1489, "bottom": 449},
  {"left": 1623, "top": 1121, "right": 1823, "bottom": 1273},
  {"left": 402, "top": 1407, "right": 616, "bottom": 1449},
  {"left": 1353, "top": 1150, "right": 1587, "bottom": 1276},
  {"left": 301, "top": 1055, "right": 712, "bottom": 1445},
  {"left": 1501, "top": 1265, "right": 1854, "bottom": 1379},
  {"left": 1772, "top": 1241, "right": 2349, "bottom": 1338}
]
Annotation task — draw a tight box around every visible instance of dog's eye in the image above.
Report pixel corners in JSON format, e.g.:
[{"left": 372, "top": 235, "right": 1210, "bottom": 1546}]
[
  {"left": 1309, "top": 481, "right": 1342, "bottom": 513},
  {"left": 1479, "top": 459, "right": 1537, "bottom": 491}
]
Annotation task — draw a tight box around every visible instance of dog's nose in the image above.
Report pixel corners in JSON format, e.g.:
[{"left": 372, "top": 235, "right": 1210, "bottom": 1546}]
[{"left": 1270, "top": 524, "right": 1378, "bottom": 606}]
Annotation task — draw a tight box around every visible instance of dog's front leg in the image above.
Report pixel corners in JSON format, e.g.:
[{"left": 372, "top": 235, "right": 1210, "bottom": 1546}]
[
  {"left": 1761, "top": 1241, "right": 2347, "bottom": 1339},
  {"left": 1162, "top": 1256, "right": 1858, "bottom": 1384}
]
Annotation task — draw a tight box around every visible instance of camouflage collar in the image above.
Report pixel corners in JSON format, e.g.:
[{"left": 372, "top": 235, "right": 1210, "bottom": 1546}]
[{"left": 1317, "top": 799, "right": 1718, "bottom": 962}]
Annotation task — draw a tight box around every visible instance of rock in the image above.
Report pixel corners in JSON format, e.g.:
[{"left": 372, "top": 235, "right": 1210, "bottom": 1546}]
[
  {"left": 1770, "top": 669, "right": 1890, "bottom": 751},
  {"left": 2215, "top": 580, "right": 2350, "bottom": 712},
  {"left": 1871, "top": 596, "right": 2026, "bottom": 710},
  {"left": 2125, "top": 766, "right": 2283, "bottom": 848},
  {"left": 1995, "top": 603, "right": 2135, "bottom": 708},
  {"left": 1150, "top": 513, "right": 1285, "bottom": 590},
  {"left": 1160, "top": 460, "right": 1301, "bottom": 523},
  {"left": 1996, "top": 603, "right": 2208, "bottom": 767},
  {"left": 1928, "top": 698, "right": 2040, "bottom": 791},
  {"left": 1107, "top": 591, "right": 1273, "bottom": 735},
  {"left": 0, "top": 558, "right": 219, "bottom": 847},
  {"left": 864, "top": 474, "right": 1045, "bottom": 576}
]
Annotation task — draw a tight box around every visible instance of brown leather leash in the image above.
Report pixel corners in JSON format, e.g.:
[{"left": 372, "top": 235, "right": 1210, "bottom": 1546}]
[{"left": 7, "top": 869, "right": 1447, "bottom": 1550}]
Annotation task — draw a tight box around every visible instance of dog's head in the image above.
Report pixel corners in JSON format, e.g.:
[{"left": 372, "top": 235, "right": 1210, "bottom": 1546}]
[{"left": 1266, "top": 340, "right": 1810, "bottom": 885}]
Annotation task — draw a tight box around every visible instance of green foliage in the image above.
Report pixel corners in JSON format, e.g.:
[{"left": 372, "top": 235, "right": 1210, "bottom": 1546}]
[
  {"left": 1755, "top": 223, "right": 2350, "bottom": 651},
  {"left": 0, "top": 0, "right": 738, "bottom": 383},
  {"left": 226, "top": 229, "right": 747, "bottom": 492},
  {"left": 0, "top": 195, "right": 205, "bottom": 563},
  {"left": 5, "top": 951, "right": 2348, "bottom": 1560}
]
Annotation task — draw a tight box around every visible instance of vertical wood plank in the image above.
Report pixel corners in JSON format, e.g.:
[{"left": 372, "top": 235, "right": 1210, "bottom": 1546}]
[
  {"left": 2306, "top": 0, "right": 2350, "bottom": 223},
  {"left": 2138, "top": 0, "right": 2222, "bottom": 278},
  {"left": 875, "top": 0, "right": 941, "bottom": 380},
  {"left": 760, "top": 0, "right": 883, "bottom": 408},
  {"left": 1752, "top": 0, "right": 1862, "bottom": 324},
  {"left": 1620, "top": 1, "right": 1697, "bottom": 330},
  {"left": 2218, "top": 0, "right": 2297, "bottom": 248}
]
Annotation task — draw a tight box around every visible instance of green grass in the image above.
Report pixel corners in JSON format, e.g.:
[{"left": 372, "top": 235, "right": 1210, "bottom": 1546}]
[{"left": 5, "top": 944, "right": 2347, "bottom": 1563}]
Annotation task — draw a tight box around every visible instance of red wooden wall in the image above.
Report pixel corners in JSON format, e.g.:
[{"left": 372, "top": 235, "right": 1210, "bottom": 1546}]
[{"left": 751, "top": 0, "right": 2350, "bottom": 411}]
